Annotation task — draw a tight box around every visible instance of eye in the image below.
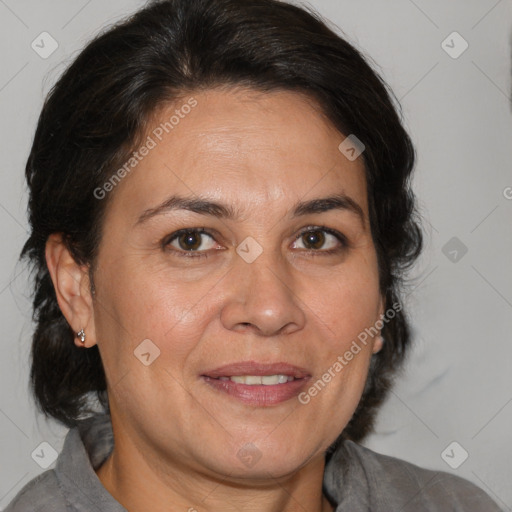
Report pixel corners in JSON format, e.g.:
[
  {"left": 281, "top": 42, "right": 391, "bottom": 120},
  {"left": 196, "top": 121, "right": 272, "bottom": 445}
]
[
  {"left": 292, "top": 226, "right": 348, "bottom": 255},
  {"left": 163, "top": 228, "right": 219, "bottom": 258},
  {"left": 163, "top": 226, "right": 348, "bottom": 259}
]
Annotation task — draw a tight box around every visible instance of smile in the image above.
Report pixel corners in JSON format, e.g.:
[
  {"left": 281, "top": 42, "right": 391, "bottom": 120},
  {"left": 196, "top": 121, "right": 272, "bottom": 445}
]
[{"left": 217, "top": 374, "right": 296, "bottom": 385}]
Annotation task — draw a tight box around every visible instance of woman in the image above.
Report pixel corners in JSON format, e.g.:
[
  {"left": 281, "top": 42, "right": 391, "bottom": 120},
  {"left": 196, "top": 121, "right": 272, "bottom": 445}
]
[{"left": 5, "top": 0, "right": 503, "bottom": 510}]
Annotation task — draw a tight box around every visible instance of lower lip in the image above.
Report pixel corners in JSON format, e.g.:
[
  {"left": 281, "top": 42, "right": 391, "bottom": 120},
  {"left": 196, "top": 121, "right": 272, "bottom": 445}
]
[{"left": 201, "top": 376, "right": 310, "bottom": 406}]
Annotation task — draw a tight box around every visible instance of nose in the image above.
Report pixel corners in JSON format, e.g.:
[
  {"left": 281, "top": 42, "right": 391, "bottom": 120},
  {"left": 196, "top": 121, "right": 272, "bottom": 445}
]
[{"left": 220, "top": 247, "right": 306, "bottom": 337}]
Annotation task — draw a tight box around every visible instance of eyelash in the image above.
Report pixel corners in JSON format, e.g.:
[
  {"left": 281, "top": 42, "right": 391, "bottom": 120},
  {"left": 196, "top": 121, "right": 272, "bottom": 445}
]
[{"left": 162, "top": 226, "right": 349, "bottom": 259}]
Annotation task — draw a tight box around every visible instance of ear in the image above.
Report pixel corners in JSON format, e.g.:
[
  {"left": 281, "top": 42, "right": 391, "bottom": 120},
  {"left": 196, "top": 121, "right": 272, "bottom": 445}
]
[
  {"left": 45, "top": 233, "right": 97, "bottom": 348},
  {"left": 372, "top": 294, "right": 386, "bottom": 355}
]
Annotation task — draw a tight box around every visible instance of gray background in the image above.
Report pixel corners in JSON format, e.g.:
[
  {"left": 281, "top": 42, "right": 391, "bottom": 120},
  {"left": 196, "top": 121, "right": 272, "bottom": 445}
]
[{"left": 1, "top": 0, "right": 511, "bottom": 509}]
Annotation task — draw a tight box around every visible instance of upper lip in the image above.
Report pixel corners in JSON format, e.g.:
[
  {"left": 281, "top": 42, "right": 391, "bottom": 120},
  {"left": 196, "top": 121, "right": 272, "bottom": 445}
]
[{"left": 202, "top": 361, "right": 311, "bottom": 379}]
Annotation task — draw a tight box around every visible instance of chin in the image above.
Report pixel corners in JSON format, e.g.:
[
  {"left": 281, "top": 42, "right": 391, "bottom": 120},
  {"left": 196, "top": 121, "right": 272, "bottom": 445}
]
[
  {"left": 213, "top": 456, "right": 313, "bottom": 483},
  {"left": 211, "top": 438, "right": 321, "bottom": 480}
]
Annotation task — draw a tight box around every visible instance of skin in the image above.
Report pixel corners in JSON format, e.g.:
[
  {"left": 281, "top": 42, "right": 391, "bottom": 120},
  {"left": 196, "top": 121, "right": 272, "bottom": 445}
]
[{"left": 46, "top": 87, "right": 384, "bottom": 512}]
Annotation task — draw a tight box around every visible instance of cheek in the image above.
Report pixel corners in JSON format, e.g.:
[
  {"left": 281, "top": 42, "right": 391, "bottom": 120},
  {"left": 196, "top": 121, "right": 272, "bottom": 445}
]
[
  {"left": 304, "top": 259, "right": 381, "bottom": 348},
  {"left": 93, "top": 256, "right": 221, "bottom": 365}
]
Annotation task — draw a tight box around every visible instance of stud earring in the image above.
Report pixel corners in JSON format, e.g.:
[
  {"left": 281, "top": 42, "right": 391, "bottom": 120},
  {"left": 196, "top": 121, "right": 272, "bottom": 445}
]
[{"left": 77, "top": 329, "right": 86, "bottom": 344}]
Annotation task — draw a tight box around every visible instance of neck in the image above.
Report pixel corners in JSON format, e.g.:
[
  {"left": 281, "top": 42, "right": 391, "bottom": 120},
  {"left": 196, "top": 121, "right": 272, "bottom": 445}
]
[{"left": 95, "top": 426, "right": 335, "bottom": 512}]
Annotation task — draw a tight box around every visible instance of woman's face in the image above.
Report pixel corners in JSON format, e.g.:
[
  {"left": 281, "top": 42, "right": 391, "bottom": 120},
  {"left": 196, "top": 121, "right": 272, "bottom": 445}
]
[{"left": 89, "top": 87, "right": 384, "bottom": 479}]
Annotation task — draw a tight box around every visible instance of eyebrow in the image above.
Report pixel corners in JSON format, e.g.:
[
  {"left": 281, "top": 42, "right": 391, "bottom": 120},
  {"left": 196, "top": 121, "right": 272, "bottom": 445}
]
[{"left": 135, "top": 193, "right": 366, "bottom": 227}]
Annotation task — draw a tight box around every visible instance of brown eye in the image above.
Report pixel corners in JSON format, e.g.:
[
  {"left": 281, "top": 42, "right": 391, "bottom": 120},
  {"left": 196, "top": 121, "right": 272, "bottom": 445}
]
[
  {"left": 301, "top": 230, "right": 326, "bottom": 250},
  {"left": 164, "top": 228, "right": 217, "bottom": 257},
  {"left": 177, "top": 231, "right": 204, "bottom": 250},
  {"left": 292, "top": 226, "right": 347, "bottom": 254}
]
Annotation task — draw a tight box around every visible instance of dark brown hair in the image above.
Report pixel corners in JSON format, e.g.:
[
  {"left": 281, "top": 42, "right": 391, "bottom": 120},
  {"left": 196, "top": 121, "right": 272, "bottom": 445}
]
[{"left": 20, "top": 0, "right": 423, "bottom": 456}]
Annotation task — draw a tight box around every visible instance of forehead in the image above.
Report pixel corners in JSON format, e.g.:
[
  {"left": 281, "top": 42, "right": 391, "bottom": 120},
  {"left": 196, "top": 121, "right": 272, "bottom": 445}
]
[{"left": 107, "top": 87, "right": 368, "bottom": 222}]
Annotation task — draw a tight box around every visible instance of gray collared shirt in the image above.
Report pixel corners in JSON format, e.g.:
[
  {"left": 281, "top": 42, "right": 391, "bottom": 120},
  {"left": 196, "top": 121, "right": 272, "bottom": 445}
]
[{"left": 4, "top": 412, "right": 504, "bottom": 511}]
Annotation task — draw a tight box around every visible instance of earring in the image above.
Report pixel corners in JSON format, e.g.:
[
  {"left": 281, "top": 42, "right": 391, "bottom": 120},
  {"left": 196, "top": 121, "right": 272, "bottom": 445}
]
[{"left": 77, "top": 329, "right": 86, "bottom": 344}]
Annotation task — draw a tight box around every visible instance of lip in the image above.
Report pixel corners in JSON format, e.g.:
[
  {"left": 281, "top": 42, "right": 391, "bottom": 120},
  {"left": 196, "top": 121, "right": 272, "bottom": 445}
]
[
  {"left": 202, "top": 361, "right": 311, "bottom": 379},
  {"left": 201, "top": 361, "right": 312, "bottom": 406}
]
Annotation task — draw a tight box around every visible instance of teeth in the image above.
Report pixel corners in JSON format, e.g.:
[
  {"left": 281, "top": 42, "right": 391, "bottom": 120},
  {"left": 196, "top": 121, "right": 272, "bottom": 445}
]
[{"left": 226, "top": 374, "right": 295, "bottom": 385}]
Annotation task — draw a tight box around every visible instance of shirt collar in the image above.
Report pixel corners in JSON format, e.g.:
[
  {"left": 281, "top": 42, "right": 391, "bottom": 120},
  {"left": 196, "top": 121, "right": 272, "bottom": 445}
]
[{"left": 55, "top": 412, "right": 126, "bottom": 512}]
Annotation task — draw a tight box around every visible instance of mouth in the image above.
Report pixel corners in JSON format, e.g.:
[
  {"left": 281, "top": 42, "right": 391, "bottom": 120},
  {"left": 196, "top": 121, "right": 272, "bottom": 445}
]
[
  {"left": 200, "top": 361, "right": 312, "bottom": 406},
  {"left": 214, "top": 374, "right": 298, "bottom": 385}
]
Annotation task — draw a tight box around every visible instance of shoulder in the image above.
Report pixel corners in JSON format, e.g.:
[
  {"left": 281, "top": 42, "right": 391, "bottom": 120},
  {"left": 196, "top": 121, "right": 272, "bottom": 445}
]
[
  {"left": 335, "top": 440, "right": 504, "bottom": 511},
  {"left": 3, "top": 469, "right": 69, "bottom": 512}
]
